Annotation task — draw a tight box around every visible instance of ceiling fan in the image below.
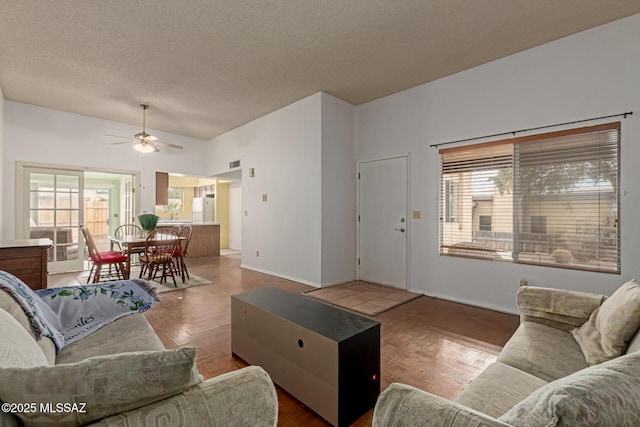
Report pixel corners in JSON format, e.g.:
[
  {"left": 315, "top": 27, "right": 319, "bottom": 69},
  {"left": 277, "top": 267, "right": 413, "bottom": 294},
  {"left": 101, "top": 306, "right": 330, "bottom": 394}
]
[{"left": 106, "top": 104, "right": 183, "bottom": 153}]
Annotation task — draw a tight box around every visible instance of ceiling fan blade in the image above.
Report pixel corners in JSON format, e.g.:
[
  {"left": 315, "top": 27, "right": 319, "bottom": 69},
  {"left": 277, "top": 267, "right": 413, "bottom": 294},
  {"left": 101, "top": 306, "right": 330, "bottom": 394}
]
[
  {"left": 154, "top": 140, "right": 184, "bottom": 150},
  {"left": 110, "top": 140, "right": 135, "bottom": 145},
  {"left": 105, "top": 134, "right": 131, "bottom": 139}
]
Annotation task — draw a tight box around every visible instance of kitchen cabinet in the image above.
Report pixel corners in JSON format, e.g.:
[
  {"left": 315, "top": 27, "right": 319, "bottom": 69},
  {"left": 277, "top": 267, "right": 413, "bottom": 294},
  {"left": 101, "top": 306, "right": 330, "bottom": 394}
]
[{"left": 156, "top": 171, "right": 169, "bottom": 205}]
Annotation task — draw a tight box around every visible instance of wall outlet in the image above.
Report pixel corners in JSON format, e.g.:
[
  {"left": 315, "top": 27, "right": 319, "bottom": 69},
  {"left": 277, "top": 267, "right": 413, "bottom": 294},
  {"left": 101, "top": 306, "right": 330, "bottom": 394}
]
[
  {"left": 256, "top": 250, "right": 260, "bottom": 257},
  {"left": 249, "top": 168, "right": 255, "bottom": 177},
  {"left": 262, "top": 193, "right": 267, "bottom": 202},
  {"left": 244, "top": 210, "right": 248, "bottom": 216}
]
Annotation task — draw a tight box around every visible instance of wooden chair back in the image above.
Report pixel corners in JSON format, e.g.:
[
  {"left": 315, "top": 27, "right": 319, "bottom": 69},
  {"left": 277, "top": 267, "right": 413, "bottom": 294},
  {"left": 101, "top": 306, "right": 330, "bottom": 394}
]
[
  {"left": 178, "top": 225, "right": 193, "bottom": 255},
  {"left": 80, "top": 226, "right": 102, "bottom": 263},
  {"left": 144, "top": 229, "right": 180, "bottom": 261},
  {"left": 115, "top": 224, "right": 144, "bottom": 238}
]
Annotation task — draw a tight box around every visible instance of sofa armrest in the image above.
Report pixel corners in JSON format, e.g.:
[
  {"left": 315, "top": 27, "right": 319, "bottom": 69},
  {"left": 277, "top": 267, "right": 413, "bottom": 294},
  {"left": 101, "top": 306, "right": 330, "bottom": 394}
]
[
  {"left": 87, "top": 366, "right": 277, "bottom": 427},
  {"left": 517, "top": 286, "right": 605, "bottom": 331},
  {"left": 373, "top": 383, "right": 510, "bottom": 427}
]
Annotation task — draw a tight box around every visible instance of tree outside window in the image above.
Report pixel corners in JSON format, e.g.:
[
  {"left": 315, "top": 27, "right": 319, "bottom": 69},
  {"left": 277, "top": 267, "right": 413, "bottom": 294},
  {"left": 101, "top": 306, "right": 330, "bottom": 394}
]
[{"left": 158, "top": 188, "right": 183, "bottom": 213}]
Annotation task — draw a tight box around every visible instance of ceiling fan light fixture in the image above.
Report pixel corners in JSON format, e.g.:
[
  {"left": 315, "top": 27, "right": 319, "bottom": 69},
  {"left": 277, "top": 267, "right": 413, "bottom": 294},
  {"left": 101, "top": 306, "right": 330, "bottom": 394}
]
[
  {"left": 106, "top": 104, "right": 183, "bottom": 152},
  {"left": 134, "top": 142, "right": 157, "bottom": 153}
]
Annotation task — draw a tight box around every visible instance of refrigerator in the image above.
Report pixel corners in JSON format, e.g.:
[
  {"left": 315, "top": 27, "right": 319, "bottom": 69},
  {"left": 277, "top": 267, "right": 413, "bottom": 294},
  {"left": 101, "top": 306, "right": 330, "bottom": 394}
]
[{"left": 192, "top": 197, "right": 215, "bottom": 223}]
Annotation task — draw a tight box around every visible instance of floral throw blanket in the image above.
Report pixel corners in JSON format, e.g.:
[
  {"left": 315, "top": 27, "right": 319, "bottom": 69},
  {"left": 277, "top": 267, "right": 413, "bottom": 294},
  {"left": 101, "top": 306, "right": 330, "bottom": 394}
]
[
  {"left": 36, "top": 279, "right": 158, "bottom": 348},
  {"left": 0, "top": 270, "right": 158, "bottom": 352}
]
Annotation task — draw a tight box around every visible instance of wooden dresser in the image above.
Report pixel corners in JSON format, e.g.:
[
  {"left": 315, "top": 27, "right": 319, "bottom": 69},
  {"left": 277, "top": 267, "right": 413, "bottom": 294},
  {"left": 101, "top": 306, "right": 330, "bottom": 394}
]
[{"left": 0, "top": 239, "right": 52, "bottom": 290}]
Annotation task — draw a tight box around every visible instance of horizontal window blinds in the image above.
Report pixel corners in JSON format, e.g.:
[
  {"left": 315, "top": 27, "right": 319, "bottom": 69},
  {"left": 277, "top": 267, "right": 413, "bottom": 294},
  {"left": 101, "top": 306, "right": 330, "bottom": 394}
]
[{"left": 439, "top": 122, "right": 620, "bottom": 273}]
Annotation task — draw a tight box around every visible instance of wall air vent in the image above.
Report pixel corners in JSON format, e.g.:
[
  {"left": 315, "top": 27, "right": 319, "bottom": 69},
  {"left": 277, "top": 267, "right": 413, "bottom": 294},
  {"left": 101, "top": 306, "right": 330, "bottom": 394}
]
[{"left": 229, "top": 160, "right": 241, "bottom": 169}]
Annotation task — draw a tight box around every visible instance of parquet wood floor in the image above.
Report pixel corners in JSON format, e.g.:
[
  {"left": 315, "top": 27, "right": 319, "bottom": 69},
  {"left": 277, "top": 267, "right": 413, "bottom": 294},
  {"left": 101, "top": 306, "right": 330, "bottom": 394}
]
[{"left": 54, "top": 254, "right": 520, "bottom": 426}]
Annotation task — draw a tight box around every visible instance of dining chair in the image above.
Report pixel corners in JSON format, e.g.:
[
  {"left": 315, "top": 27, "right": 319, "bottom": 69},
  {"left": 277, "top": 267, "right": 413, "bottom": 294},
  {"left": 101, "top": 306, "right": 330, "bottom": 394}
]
[
  {"left": 80, "top": 226, "right": 128, "bottom": 283},
  {"left": 139, "top": 229, "right": 180, "bottom": 286},
  {"left": 114, "top": 224, "right": 145, "bottom": 264},
  {"left": 173, "top": 224, "right": 193, "bottom": 282}
]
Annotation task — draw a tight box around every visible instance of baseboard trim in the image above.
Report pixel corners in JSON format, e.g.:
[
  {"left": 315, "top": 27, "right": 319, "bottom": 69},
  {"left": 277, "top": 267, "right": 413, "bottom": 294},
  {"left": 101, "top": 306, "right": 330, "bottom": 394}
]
[{"left": 408, "top": 288, "right": 519, "bottom": 315}]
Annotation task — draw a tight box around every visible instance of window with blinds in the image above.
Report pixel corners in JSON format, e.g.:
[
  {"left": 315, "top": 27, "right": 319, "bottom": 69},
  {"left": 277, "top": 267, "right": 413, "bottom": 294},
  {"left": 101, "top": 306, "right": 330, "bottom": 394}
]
[{"left": 439, "top": 122, "right": 620, "bottom": 273}]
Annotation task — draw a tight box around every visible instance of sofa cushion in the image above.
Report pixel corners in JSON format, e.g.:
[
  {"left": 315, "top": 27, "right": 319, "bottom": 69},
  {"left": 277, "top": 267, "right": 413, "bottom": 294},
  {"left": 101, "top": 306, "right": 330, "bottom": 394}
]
[
  {"left": 0, "top": 308, "right": 49, "bottom": 368},
  {"left": 454, "top": 362, "right": 548, "bottom": 418},
  {"left": 571, "top": 280, "right": 640, "bottom": 365},
  {"left": 517, "top": 286, "right": 605, "bottom": 331},
  {"left": 626, "top": 328, "right": 640, "bottom": 354},
  {"left": 497, "top": 321, "right": 587, "bottom": 382},
  {"left": 498, "top": 351, "right": 640, "bottom": 427},
  {"left": 0, "top": 287, "right": 56, "bottom": 364},
  {"left": 55, "top": 313, "right": 165, "bottom": 364},
  {"left": 0, "top": 347, "right": 203, "bottom": 427}
]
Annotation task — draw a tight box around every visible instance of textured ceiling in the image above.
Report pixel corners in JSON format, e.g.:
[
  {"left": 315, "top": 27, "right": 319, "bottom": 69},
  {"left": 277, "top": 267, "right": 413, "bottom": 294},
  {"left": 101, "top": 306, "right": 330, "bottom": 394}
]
[{"left": 1, "top": 1, "right": 639, "bottom": 140}]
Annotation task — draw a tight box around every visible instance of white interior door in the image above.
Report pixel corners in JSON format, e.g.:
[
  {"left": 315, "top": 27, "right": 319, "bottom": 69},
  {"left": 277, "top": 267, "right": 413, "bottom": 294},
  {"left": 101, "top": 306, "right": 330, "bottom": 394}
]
[
  {"left": 358, "top": 156, "right": 408, "bottom": 289},
  {"left": 22, "top": 167, "right": 85, "bottom": 274}
]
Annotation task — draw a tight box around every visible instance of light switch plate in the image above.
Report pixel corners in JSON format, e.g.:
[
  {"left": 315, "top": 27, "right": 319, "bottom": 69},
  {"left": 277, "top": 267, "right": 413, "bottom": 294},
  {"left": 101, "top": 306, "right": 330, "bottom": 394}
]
[
  {"left": 262, "top": 194, "right": 268, "bottom": 202},
  {"left": 412, "top": 211, "right": 421, "bottom": 219}
]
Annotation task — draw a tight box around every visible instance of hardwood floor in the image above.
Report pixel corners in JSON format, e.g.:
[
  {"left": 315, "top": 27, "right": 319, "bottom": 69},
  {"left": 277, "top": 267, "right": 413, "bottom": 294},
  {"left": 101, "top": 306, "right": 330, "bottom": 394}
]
[{"left": 50, "top": 254, "right": 520, "bottom": 426}]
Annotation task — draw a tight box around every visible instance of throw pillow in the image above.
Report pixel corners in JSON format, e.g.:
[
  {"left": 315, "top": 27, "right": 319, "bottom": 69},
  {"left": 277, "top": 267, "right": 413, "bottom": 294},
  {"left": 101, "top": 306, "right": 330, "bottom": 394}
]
[
  {"left": 0, "top": 270, "right": 64, "bottom": 350},
  {"left": 0, "top": 347, "right": 203, "bottom": 427},
  {"left": 498, "top": 351, "right": 640, "bottom": 427},
  {"left": 0, "top": 308, "right": 49, "bottom": 368},
  {"left": 571, "top": 279, "right": 640, "bottom": 365}
]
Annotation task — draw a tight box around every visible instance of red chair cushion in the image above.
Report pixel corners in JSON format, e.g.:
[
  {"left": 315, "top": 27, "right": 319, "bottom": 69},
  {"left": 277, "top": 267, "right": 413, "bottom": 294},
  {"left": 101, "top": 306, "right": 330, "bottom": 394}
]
[{"left": 95, "top": 250, "right": 128, "bottom": 263}]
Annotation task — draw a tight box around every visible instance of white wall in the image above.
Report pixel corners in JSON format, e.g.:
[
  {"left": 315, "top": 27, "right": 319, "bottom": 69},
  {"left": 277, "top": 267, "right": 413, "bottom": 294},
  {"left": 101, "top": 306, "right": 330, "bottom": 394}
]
[
  {"left": 355, "top": 14, "right": 640, "bottom": 313},
  {"left": 320, "top": 93, "right": 357, "bottom": 285},
  {"left": 208, "top": 93, "right": 323, "bottom": 285},
  {"left": 3, "top": 102, "right": 208, "bottom": 239},
  {"left": 207, "top": 92, "right": 357, "bottom": 286}
]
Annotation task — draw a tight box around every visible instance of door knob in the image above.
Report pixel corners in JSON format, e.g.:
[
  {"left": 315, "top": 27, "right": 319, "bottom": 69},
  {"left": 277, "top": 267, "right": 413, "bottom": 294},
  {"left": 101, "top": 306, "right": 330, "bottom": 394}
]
[{"left": 394, "top": 228, "right": 406, "bottom": 233}]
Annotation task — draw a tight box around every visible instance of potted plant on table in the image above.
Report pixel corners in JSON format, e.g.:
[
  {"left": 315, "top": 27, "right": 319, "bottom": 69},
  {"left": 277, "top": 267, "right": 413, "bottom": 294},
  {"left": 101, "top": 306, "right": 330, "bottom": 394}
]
[{"left": 138, "top": 214, "right": 160, "bottom": 234}]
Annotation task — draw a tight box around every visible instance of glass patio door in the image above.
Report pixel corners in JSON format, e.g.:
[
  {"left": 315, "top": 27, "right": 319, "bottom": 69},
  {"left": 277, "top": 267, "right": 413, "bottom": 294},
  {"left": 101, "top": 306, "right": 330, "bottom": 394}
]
[{"left": 23, "top": 167, "right": 85, "bottom": 273}]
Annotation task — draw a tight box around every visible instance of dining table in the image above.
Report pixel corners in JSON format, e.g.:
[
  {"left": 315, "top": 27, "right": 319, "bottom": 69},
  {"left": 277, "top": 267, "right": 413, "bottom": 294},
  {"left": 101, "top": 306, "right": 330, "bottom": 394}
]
[{"left": 107, "top": 233, "right": 184, "bottom": 280}]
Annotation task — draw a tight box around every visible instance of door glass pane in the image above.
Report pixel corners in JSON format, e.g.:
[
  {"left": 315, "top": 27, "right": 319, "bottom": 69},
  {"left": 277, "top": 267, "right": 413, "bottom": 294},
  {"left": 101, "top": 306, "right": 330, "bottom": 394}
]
[{"left": 28, "top": 172, "right": 82, "bottom": 264}]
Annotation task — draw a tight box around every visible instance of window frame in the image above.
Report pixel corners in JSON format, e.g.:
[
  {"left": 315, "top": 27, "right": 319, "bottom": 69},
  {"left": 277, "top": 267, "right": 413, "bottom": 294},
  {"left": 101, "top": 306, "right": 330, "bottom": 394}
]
[{"left": 439, "top": 122, "right": 620, "bottom": 274}]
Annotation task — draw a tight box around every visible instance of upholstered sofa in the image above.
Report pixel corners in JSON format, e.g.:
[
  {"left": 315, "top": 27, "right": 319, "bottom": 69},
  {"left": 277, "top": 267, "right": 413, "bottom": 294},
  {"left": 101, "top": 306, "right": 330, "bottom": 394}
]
[
  {"left": 373, "top": 280, "right": 640, "bottom": 426},
  {"left": 0, "top": 284, "right": 278, "bottom": 426}
]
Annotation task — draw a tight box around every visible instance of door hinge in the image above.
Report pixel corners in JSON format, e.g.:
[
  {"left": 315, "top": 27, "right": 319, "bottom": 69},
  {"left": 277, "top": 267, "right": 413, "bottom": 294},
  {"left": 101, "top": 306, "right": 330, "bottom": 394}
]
[
  {"left": 357, "top": 258, "right": 360, "bottom": 265},
  {"left": 358, "top": 215, "right": 360, "bottom": 222},
  {"left": 358, "top": 172, "right": 360, "bottom": 179}
]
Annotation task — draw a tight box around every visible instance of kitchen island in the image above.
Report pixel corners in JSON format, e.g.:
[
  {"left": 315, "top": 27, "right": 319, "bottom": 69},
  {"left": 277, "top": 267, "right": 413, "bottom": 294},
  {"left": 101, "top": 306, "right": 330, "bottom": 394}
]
[{"left": 157, "top": 222, "right": 220, "bottom": 257}]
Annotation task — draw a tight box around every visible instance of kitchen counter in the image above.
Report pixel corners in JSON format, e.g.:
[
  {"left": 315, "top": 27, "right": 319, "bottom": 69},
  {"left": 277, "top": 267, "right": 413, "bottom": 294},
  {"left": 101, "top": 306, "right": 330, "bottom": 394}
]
[{"left": 156, "top": 223, "right": 220, "bottom": 257}]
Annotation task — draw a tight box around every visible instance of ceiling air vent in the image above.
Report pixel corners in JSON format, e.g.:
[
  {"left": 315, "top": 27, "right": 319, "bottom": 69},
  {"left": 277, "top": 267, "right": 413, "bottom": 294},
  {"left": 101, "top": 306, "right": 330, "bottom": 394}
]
[{"left": 229, "top": 160, "right": 241, "bottom": 169}]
